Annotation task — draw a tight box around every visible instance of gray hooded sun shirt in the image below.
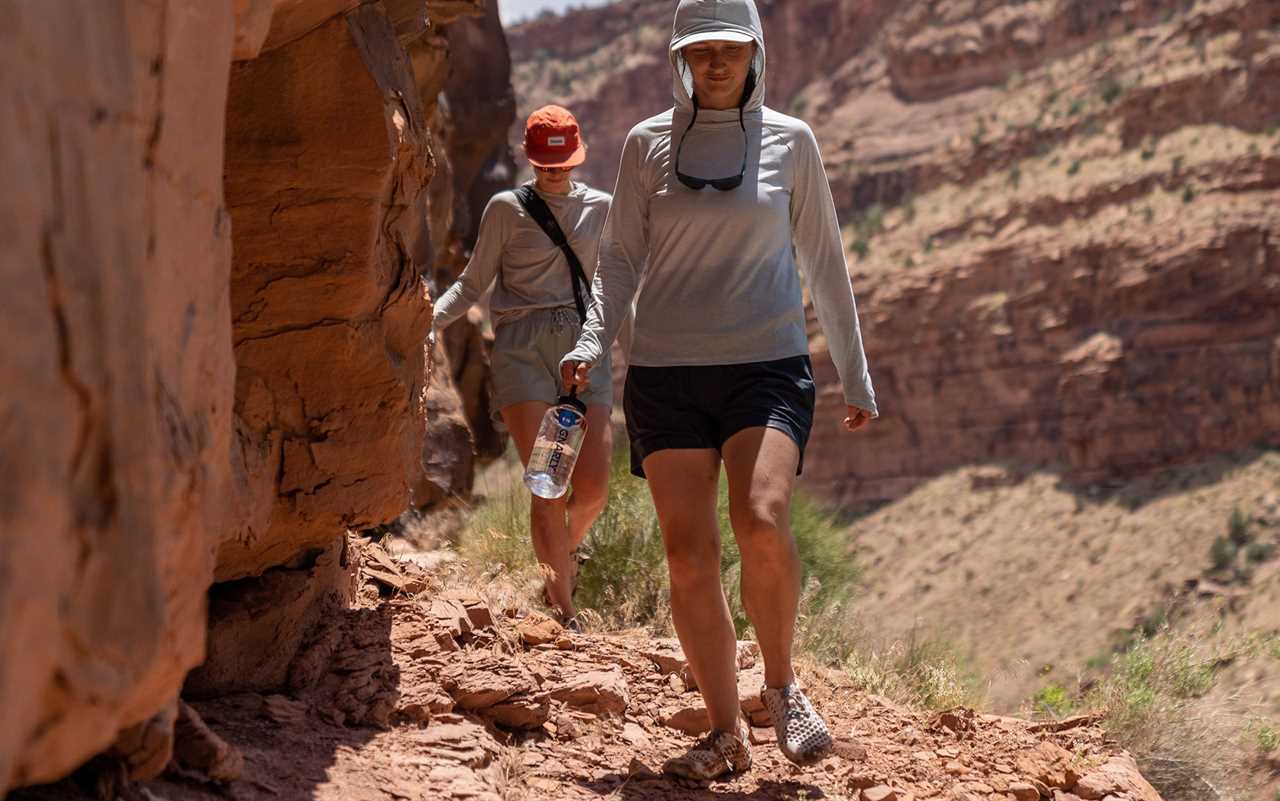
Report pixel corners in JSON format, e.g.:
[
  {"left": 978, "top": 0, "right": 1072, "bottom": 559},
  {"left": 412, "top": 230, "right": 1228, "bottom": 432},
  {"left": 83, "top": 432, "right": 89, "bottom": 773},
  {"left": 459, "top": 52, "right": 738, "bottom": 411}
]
[{"left": 562, "top": 0, "right": 877, "bottom": 414}]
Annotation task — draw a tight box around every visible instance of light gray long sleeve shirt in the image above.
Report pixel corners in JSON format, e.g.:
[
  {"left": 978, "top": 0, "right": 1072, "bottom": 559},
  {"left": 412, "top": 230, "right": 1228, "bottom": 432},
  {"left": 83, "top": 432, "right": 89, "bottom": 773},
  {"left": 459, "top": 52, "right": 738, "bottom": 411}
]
[
  {"left": 432, "top": 181, "right": 611, "bottom": 330},
  {"left": 563, "top": 4, "right": 876, "bottom": 413}
]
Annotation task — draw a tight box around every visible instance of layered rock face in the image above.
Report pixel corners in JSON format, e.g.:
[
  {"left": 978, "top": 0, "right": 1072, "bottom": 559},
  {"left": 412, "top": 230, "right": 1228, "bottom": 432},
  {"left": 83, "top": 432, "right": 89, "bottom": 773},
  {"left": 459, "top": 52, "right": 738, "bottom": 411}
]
[
  {"left": 1, "top": 0, "right": 509, "bottom": 792},
  {"left": 220, "top": 2, "right": 434, "bottom": 582},
  {"left": 509, "top": 0, "right": 1280, "bottom": 504},
  {"left": 0, "top": 2, "right": 236, "bottom": 791}
]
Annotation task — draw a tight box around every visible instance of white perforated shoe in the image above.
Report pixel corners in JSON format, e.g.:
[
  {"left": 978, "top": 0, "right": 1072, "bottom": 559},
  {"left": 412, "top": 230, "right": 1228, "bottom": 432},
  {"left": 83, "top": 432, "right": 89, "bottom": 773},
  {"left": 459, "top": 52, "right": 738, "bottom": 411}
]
[{"left": 761, "top": 683, "right": 833, "bottom": 764}]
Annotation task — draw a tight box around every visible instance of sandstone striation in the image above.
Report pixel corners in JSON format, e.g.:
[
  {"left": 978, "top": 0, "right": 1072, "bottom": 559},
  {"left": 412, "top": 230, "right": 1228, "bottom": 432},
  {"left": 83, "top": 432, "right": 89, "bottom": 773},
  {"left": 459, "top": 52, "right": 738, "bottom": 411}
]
[
  {"left": 220, "top": 2, "right": 434, "bottom": 582},
  {"left": 1, "top": 0, "right": 509, "bottom": 793},
  {"left": 0, "top": 2, "right": 236, "bottom": 791}
]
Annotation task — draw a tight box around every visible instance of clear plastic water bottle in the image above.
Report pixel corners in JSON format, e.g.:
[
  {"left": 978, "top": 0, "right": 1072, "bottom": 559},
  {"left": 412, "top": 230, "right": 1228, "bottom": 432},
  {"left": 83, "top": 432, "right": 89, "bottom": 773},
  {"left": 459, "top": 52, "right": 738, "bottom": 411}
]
[{"left": 523, "top": 389, "right": 588, "bottom": 499}]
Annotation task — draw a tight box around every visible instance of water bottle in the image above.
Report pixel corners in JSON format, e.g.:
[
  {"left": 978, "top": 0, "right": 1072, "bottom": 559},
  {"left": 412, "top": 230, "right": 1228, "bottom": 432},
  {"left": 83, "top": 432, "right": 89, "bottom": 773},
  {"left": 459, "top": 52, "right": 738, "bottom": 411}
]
[{"left": 523, "top": 388, "right": 588, "bottom": 499}]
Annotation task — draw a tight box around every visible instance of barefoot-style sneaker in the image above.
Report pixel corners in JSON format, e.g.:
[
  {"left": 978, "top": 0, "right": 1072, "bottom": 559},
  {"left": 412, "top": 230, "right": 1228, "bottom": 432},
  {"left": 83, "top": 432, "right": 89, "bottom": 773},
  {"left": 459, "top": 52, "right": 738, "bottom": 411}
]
[
  {"left": 661, "top": 727, "right": 752, "bottom": 780},
  {"left": 761, "top": 684, "right": 834, "bottom": 764}
]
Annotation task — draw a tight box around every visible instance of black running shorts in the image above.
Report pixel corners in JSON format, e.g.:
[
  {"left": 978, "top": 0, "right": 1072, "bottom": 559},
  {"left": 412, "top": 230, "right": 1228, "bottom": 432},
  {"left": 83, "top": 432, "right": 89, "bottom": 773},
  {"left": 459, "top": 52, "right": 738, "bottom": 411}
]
[{"left": 623, "top": 355, "right": 816, "bottom": 479}]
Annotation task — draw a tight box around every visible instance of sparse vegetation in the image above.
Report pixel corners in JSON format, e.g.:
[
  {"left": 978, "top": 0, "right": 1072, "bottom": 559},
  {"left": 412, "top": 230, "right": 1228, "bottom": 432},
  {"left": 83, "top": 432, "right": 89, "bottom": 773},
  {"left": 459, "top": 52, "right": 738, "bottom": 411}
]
[
  {"left": 1210, "top": 536, "right": 1237, "bottom": 572},
  {"left": 844, "top": 630, "right": 980, "bottom": 711},
  {"left": 847, "top": 204, "right": 885, "bottom": 263},
  {"left": 1182, "top": 183, "right": 1197, "bottom": 203},
  {"left": 1255, "top": 722, "right": 1279, "bottom": 754},
  {"left": 1228, "top": 506, "right": 1251, "bottom": 546},
  {"left": 461, "top": 443, "right": 861, "bottom": 644},
  {"left": 458, "top": 443, "right": 984, "bottom": 713},
  {"left": 1068, "top": 159, "right": 1083, "bottom": 176},
  {"left": 1032, "top": 683, "right": 1074, "bottom": 717},
  {"left": 1100, "top": 76, "right": 1125, "bottom": 104},
  {"left": 1245, "top": 542, "right": 1275, "bottom": 564}
]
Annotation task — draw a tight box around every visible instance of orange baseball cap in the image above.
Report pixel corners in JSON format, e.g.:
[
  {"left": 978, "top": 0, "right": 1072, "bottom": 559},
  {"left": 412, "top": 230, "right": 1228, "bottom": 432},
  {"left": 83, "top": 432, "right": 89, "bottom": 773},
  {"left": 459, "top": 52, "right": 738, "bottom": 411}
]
[{"left": 523, "top": 105, "right": 587, "bottom": 168}]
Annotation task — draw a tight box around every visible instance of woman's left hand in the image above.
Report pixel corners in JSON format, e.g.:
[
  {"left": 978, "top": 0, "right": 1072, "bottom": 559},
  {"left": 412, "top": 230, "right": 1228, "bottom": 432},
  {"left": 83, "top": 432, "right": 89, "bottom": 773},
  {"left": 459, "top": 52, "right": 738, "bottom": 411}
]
[{"left": 844, "top": 406, "right": 873, "bottom": 432}]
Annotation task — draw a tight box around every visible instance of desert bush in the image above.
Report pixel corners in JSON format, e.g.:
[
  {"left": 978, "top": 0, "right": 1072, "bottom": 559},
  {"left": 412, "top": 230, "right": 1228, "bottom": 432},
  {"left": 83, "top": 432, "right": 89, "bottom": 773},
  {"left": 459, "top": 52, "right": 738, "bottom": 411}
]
[
  {"left": 1032, "top": 683, "right": 1074, "bottom": 717},
  {"left": 843, "top": 631, "right": 981, "bottom": 710},
  {"left": 1210, "top": 535, "right": 1238, "bottom": 572},
  {"left": 1245, "top": 542, "right": 1275, "bottom": 564},
  {"left": 1228, "top": 506, "right": 1252, "bottom": 546}
]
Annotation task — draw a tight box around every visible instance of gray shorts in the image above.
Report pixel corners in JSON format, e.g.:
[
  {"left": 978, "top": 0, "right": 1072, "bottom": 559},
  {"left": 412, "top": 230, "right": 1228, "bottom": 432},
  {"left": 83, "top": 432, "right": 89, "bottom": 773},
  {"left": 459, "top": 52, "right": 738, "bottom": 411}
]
[{"left": 490, "top": 306, "right": 613, "bottom": 420}]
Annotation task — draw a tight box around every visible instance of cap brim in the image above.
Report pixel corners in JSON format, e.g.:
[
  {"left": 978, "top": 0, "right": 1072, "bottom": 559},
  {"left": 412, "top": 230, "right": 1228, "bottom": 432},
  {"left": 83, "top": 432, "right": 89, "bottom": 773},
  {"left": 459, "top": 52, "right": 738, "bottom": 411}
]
[
  {"left": 527, "top": 143, "right": 587, "bottom": 169},
  {"left": 670, "top": 30, "right": 754, "bottom": 51}
]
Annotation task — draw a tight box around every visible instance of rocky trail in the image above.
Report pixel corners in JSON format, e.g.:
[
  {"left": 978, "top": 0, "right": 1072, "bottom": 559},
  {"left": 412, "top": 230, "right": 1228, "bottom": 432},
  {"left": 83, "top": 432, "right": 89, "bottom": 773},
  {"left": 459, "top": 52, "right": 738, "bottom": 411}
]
[{"left": 21, "top": 541, "right": 1161, "bottom": 801}]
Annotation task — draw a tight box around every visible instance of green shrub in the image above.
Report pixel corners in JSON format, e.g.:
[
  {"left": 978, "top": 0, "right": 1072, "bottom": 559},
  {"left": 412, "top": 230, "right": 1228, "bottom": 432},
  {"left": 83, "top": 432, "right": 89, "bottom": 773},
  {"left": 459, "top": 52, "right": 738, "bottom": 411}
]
[
  {"left": 844, "top": 632, "right": 980, "bottom": 711},
  {"left": 1257, "top": 723, "right": 1280, "bottom": 754},
  {"left": 1228, "top": 506, "right": 1251, "bottom": 546},
  {"left": 1245, "top": 542, "right": 1275, "bottom": 564},
  {"left": 1088, "top": 632, "right": 1220, "bottom": 751},
  {"left": 1068, "top": 159, "right": 1083, "bottom": 176},
  {"left": 1032, "top": 683, "right": 1074, "bottom": 717},
  {"left": 1209, "top": 536, "right": 1237, "bottom": 572},
  {"left": 1182, "top": 184, "right": 1197, "bottom": 203},
  {"left": 1100, "top": 77, "right": 1125, "bottom": 104}
]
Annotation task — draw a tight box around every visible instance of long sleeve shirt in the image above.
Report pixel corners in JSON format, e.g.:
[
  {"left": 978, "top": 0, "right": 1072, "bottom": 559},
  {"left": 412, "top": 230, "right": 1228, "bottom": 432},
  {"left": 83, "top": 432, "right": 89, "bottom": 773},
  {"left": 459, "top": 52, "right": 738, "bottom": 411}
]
[
  {"left": 432, "top": 181, "right": 612, "bottom": 331},
  {"left": 562, "top": 105, "right": 877, "bottom": 413}
]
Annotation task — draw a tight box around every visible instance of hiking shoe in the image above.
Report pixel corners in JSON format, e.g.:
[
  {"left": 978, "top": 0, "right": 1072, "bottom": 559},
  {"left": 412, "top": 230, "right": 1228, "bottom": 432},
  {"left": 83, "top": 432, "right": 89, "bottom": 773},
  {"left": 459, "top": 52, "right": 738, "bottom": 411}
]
[
  {"left": 661, "top": 728, "right": 751, "bottom": 781},
  {"left": 761, "top": 684, "right": 833, "bottom": 764}
]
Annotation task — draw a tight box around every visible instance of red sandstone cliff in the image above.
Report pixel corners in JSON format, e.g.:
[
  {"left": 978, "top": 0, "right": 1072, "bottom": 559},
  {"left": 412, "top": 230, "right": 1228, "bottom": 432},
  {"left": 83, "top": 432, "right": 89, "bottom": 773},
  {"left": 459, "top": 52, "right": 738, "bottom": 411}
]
[{"left": 0, "top": 0, "right": 508, "bottom": 793}]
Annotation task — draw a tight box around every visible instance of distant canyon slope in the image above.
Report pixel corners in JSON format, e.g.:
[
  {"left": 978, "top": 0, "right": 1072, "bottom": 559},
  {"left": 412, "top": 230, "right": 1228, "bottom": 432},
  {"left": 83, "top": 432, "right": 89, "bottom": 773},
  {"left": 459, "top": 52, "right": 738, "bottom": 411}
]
[{"left": 509, "top": 0, "right": 1280, "bottom": 504}]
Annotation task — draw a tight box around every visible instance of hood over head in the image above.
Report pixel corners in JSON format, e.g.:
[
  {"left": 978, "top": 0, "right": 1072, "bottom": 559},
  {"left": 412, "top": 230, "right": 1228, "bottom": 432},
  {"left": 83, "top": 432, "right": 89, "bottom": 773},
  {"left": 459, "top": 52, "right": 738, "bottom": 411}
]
[{"left": 669, "top": 0, "right": 766, "bottom": 113}]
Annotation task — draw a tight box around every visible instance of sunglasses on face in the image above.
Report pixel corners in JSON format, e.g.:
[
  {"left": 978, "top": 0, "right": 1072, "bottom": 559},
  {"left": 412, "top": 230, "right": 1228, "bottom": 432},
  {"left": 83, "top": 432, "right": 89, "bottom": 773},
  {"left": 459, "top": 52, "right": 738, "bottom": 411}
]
[{"left": 675, "top": 102, "right": 747, "bottom": 192}]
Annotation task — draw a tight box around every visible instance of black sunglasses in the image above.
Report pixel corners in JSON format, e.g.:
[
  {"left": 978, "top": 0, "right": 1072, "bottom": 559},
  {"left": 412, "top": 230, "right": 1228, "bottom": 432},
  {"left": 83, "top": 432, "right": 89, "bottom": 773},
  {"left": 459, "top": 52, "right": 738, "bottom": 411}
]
[{"left": 675, "top": 101, "right": 747, "bottom": 191}]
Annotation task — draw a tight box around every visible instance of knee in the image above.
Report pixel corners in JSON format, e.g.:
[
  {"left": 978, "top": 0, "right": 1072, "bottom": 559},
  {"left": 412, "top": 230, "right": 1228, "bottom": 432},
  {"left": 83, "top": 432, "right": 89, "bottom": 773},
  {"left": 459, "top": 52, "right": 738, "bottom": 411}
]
[
  {"left": 664, "top": 533, "right": 721, "bottom": 588},
  {"left": 530, "top": 496, "right": 567, "bottom": 526},
  {"left": 730, "top": 496, "right": 790, "bottom": 545}
]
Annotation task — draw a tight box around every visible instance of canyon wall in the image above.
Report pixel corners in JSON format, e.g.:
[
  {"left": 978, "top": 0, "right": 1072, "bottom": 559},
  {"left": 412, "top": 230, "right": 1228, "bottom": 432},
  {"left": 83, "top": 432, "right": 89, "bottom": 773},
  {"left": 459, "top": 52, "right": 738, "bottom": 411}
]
[
  {"left": 0, "top": 0, "right": 508, "bottom": 792},
  {"left": 0, "top": 1, "right": 237, "bottom": 790}
]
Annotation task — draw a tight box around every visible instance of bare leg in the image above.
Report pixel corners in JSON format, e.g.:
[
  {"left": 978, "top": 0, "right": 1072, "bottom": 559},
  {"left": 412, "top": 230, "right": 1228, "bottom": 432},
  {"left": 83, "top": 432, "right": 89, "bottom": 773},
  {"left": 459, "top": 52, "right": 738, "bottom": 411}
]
[
  {"left": 566, "top": 404, "right": 613, "bottom": 550},
  {"left": 501, "top": 401, "right": 576, "bottom": 619},
  {"left": 645, "top": 448, "right": 741, "bottom": 733},
  {"left": 721, "top": 427, "right": 802, "bottom": 689}
]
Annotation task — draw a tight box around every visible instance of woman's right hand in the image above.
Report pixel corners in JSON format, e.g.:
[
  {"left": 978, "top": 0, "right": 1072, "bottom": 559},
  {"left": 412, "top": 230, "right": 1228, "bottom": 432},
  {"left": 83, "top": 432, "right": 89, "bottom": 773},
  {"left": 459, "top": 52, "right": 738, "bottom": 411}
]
[{"left": 560, "top": 360, "right": 593, "bottom": 391}]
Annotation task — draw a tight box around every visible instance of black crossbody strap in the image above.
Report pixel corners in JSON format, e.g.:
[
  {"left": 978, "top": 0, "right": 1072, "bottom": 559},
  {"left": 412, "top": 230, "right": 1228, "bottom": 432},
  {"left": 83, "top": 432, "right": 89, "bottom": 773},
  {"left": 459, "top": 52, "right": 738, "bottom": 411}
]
[{"left": 514, "top": 185, "right": 591, "bottom": 323}]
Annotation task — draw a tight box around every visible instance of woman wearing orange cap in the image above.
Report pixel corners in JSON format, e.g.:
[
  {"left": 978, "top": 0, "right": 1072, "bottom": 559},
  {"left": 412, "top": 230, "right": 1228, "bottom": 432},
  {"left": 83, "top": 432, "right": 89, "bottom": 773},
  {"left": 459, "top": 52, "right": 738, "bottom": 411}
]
[{"left": 432, "top": 105, "right": 614, "bottom": 629}]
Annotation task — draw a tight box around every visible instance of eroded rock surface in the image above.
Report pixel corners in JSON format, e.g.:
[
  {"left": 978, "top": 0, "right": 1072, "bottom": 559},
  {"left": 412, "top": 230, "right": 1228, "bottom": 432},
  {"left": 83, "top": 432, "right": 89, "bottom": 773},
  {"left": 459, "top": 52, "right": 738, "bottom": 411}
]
[
  {"left": 220, "top": 2, "right": 434, "bottom": 582},
  {"left": 0, "top": 2, "right": 236, "bottom": 791}
]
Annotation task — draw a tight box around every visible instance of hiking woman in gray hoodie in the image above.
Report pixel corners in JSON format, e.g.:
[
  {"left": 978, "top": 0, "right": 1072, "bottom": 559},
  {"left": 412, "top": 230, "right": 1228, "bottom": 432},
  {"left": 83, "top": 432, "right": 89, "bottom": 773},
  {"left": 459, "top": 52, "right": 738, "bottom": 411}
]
[{"left": 560, "top": 0, "right": 877, "bottom": 781}]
